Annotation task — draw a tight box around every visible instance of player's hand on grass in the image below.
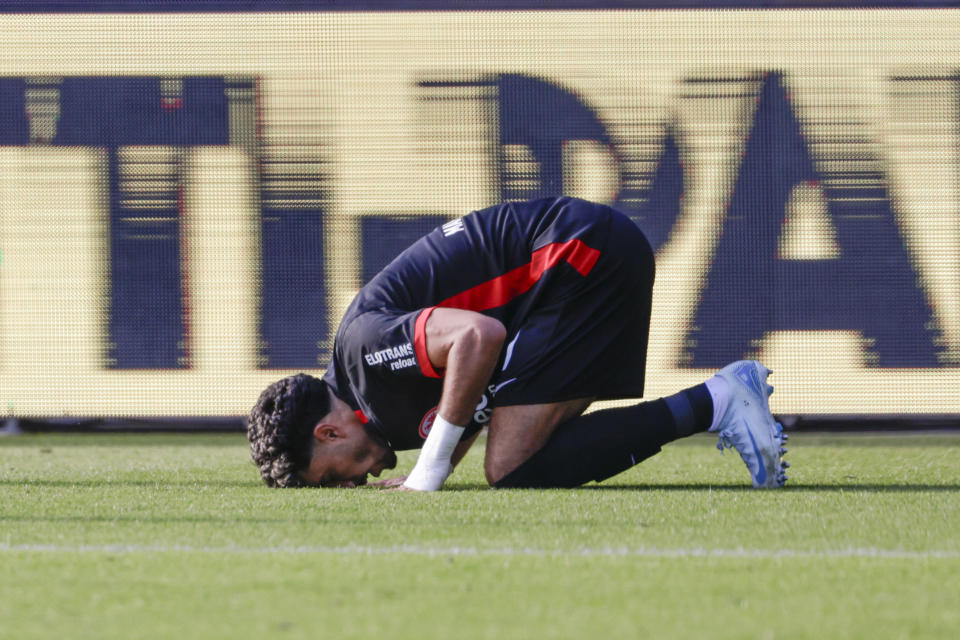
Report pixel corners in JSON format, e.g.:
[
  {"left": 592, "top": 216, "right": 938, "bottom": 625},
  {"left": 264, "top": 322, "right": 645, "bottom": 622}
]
[{"left": 370, "top": 475, "right": 408, "bottom": 488}]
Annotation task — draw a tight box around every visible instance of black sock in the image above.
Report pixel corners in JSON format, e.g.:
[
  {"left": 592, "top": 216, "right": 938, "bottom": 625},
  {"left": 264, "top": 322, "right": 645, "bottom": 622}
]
[
  {"left": 493, "top": 398, "right": 674, "bottom": 489},
  {"left": 661, "top": 383, "right": 714, "bottom": 439},
  {"left": 493, "top": 385, "right": 715, "bottom": 489}
]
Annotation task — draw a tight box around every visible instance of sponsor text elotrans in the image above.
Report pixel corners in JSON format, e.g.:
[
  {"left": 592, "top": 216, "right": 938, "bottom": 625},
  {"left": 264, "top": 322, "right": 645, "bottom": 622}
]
[{"left": 364, "top": 343, "right": 416, "bottom": 370}]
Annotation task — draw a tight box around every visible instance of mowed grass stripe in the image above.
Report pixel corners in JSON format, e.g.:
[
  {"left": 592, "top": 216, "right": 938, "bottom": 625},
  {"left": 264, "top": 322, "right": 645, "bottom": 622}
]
[
  {"left": 3, "top": 542, "right": 960, "bottom": 559},
  {"left": 3, "top": 549, "right": 959, "bottom": 640}
]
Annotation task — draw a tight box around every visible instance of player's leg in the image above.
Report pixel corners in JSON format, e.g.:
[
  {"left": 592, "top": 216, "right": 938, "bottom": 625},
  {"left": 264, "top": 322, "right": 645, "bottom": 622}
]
[
  {"left": 486, "top": 384, "right": 716, "bottom": 488},
  {"left": 483, "top": 398, "right": 593, "bottom": 485},
  {"left": 491, "top": 362, "right": 789, "bottom": 489}
]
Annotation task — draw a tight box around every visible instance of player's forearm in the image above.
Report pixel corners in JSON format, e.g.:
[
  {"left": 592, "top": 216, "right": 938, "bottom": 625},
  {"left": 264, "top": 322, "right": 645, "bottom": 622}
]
[
  {"left": 405, "top": 310, "right": 505, "bottom": 491},
  {"left": 451, "top": 430, "right": 480, "bottom": 467},
  {"left": 436, "top": 319, "right": 505, "bottom": 425}
]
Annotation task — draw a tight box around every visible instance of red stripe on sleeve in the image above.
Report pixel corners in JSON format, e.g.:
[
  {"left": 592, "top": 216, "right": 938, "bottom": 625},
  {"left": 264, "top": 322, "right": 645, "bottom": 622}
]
[
  {"left": 438, "top": 239, "right": 600, "bottom": 311},
  {"left": 414, "top": 306, "right": 441, "bottom": 378}
]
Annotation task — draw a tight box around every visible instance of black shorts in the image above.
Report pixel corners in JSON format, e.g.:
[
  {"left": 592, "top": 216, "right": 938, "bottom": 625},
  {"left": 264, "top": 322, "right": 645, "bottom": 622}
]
[{"left": 492, "top": 208, "right": 655, "bottom": 406}]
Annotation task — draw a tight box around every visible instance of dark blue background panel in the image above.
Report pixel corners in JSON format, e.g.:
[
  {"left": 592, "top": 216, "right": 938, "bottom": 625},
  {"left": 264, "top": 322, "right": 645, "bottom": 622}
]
[
  {"left": 361, "top": 214, "right": 449, "bottom": 284},
  {"left": 259, "top": 208, "right": 328, "bottom": 369},
  {"left": 108, "top": 213, "right": 186, "bottom": 368},
  {"left": 0, "top": 78, "right": 29, "bottom": 145},
  {"left": 55, "top": 77, "right": 229, "bottom": 147},
  {"left": 105, "top": 145, "right": 189, "bottom": 370}
]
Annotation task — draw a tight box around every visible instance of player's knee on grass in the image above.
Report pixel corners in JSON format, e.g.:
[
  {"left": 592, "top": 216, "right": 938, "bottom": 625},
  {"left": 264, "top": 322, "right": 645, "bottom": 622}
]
[
  {"left": 484, "top": 424, "right": 539, "bottom": 484},
  {"left": 484, "top": 454, "right": 519, "bottom": 486},
  {"left": 484, "top": 435, "right": 537, "bottom": 485},
  {"left": 484, "top": 398, "right": 594, "bottom": 486}
]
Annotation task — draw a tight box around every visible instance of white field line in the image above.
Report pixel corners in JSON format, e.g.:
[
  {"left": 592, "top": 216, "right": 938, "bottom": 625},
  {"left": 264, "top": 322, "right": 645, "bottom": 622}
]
[{"left": 1, "top": 543, "right": 958, "bottom": 559}]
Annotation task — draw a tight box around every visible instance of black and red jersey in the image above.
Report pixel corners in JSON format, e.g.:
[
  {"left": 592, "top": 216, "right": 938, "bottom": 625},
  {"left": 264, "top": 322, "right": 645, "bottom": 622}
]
[{"left": 323, "top": 196, "right": 654, "bottom": 451}]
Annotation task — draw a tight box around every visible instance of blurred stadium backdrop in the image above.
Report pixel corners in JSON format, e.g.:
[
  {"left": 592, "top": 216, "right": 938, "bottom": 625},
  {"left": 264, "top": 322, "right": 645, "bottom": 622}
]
[{"left": 1, "top": 1, "right": 959, "bottom": 427}]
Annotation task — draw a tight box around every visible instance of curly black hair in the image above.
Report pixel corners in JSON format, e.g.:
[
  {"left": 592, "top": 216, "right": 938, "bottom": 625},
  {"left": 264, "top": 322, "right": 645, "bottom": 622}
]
[{"left": 247, "top": 373, "right": 331, "bottom": 488}]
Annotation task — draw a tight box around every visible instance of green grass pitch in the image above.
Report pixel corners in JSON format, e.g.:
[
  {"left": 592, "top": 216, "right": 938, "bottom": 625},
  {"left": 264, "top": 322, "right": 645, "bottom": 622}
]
[{"left": 2, "top": 431, "right": 959, "bottom": 639}]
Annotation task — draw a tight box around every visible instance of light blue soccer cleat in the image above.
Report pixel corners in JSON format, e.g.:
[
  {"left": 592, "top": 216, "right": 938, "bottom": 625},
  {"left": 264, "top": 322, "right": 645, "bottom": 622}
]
[{"left": 709, "top": 360, "right": 789, "bottom": 488}]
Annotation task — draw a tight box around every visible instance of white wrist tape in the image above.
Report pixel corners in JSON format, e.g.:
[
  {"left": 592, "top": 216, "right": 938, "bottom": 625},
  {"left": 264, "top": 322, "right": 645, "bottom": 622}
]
[{"left": 403, "top": 414, "right": 465, "bottom": 491}]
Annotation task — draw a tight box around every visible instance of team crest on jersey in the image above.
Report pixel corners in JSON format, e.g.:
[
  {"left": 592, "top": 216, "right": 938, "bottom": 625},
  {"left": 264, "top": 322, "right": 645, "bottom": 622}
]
[
  {"left": 418, "top": 384, "right": 504, "bottom": 440},
  {"left": 419, "top": 407, "right": 438, "bottom": 439}
]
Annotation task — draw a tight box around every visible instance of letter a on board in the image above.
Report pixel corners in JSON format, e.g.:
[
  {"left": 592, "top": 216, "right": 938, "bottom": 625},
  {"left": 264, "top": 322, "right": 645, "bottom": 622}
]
[{"left": 687, "top": 73, "right": 941, "bottom": 368}]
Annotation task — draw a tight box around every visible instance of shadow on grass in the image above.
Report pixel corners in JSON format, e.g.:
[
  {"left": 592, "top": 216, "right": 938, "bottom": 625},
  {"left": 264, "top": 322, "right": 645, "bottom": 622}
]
[
  {"left": 5, "top": 479, "right": 959, "bottom": 493},
  {"left": 581, "top": 483, "right": 960, "bottom": 492},
  {"left": 0, "top": 479, "right": 257, "bottom": 489},
  {"left": 444, "top": 483, "right": 960, "bottom": 493}
]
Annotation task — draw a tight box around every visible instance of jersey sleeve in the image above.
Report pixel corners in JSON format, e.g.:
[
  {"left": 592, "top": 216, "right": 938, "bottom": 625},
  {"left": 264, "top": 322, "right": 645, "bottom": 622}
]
[{"left": 343, "top": 307, "right": 440, "bottom": 379}]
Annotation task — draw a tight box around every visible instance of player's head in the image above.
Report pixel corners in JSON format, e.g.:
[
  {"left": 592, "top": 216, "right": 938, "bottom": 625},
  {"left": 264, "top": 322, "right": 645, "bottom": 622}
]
[
  {"left": 247, "top": 373, "right": 331, "bottom": 487},
  {"left": 247, "top": 372, "right": 396, "bottom": 488}
]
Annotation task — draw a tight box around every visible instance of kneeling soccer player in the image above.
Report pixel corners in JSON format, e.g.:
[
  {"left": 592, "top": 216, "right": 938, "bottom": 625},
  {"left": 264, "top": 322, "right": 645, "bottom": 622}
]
[{"left": 247, "top": 196, "right": 789, "bottom": 491}]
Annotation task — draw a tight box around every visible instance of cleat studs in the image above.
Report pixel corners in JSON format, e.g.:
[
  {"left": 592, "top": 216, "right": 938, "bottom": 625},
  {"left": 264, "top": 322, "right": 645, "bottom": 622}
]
[
  {"left": 779, "top": 447, "right": 788, "bottom": 455},
  {"left": 781, "top": 461, "right": 790, "bottom": 469},
  {"left": 766, "top": 385, "right": 775, "bottom": 397},
  {"left": 781, "top": 433, "right": 789, "bottom": 442}
]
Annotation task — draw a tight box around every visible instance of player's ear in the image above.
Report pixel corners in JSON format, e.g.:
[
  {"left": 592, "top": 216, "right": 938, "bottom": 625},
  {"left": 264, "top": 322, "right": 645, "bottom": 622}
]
[{"left": 312, "top": 422, "right": 341, "bottom": 442}]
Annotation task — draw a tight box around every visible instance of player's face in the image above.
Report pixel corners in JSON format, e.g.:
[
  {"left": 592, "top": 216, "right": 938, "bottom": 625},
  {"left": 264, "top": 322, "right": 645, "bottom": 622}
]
[{"left": 302, "top": 423, "right": 397, "bottom": 488}]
